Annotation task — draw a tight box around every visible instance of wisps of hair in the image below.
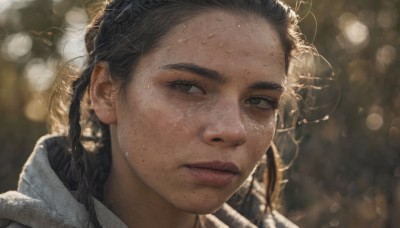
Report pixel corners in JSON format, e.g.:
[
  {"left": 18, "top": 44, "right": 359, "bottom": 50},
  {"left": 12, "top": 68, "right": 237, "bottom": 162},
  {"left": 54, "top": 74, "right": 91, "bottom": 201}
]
[{"left": 47, "top": 0, "right": 322, "bottom": 227}]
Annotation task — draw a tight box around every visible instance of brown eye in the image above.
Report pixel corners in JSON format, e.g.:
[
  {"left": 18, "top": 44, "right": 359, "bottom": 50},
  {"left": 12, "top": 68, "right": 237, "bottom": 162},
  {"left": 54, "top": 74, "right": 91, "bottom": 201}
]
[
  {"left": 245, "top": 97, "right": 279, "bottom": 110},
  {"left": 169, "top": 80, "right": 205, "bottom": 94}
]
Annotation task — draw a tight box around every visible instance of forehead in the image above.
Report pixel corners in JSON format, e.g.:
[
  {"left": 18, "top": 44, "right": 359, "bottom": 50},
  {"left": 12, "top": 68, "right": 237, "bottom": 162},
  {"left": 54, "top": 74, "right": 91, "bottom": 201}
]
[{"left": 139, "top": 10, "right": 286, "bottom": 84}]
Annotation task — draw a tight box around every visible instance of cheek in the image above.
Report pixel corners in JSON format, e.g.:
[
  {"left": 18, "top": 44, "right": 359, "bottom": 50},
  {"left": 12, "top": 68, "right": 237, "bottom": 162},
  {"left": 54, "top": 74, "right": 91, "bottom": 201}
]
[
  {"left": 115, "top": 94, "right": 194, "bottom": 162},
  {"left": 246, "top": 114, "right": 277, "bottom": 164}
]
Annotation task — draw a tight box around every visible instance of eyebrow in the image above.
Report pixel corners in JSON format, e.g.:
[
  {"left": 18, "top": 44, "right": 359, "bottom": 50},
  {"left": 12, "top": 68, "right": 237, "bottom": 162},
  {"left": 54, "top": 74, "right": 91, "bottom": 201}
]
[
  {"left": 162, "top": 62, "right": 284, "bottom": 92},
  {"left": 162, "top": 63, "right": 226, "bottom": 83},
  {"left": 249, "top": 81, "right": 285, "bottom": 92}
]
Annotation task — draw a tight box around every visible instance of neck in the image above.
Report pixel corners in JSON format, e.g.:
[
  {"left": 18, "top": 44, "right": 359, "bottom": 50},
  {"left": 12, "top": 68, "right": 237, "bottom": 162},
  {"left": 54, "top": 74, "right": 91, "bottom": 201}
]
[{"left": 103, "top": 144, "right": 197, "bottom": 228}]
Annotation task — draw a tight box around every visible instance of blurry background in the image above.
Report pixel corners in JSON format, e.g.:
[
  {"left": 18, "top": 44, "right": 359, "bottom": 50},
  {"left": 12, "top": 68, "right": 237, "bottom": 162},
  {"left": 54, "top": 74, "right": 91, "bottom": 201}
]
[{"left": 0, "top": 0, "right": 399, "bottom": 227}]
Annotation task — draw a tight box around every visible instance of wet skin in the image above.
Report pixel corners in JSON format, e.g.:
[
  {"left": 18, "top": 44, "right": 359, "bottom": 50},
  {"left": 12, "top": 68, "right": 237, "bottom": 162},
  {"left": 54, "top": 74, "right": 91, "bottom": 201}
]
[{"left": 91, "top": 9, "right": 286, "bottom": 228}]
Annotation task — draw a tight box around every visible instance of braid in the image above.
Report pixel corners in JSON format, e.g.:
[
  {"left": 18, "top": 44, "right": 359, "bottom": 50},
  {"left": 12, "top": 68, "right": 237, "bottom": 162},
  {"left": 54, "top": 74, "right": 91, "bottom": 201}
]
[
  {"left": 69, "top": 67, "right": 102, "bottom": 228},
  {"left": 265, "top": 144, "right": 282, "bottom": 211},
  {"left": 90, "top": 122, "right": 112, "bottom": 201},
  {"left": 56, "top": 1, "right": 299, "bottom": 227},
  {"left": 68, "top": 1, "right": 178, "bottom": 226}
]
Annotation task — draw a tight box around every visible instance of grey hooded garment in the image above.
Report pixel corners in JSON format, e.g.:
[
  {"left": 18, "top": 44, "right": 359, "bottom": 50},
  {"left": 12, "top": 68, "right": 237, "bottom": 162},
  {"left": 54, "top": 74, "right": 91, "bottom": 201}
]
[{"left": 0, "top": 135, "right": 298, "bottom": 228}]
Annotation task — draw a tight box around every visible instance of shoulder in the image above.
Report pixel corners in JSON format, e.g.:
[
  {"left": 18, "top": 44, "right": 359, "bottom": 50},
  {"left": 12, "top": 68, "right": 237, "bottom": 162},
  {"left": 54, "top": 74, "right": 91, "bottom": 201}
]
[
  {"left": 0, "top": 191, "right": 71, "bottom": 227},
  {"left": 0, "top": 135, "right": 87, "bottom": 227},
  {"left": 1, "top": 135, "right": 126, "bottom": 228}
]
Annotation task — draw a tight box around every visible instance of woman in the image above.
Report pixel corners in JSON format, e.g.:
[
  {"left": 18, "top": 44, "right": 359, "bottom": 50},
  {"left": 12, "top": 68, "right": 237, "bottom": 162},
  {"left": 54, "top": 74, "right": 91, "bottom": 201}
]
[{"left": 0, "top": 0, "right": 307, "bottom": 227}]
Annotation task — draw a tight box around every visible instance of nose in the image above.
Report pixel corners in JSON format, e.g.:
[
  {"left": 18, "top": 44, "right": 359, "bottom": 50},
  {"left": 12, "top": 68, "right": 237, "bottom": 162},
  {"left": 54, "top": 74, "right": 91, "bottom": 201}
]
[{"left": 201, "top": 101, "right": 247, "bottom": 148}]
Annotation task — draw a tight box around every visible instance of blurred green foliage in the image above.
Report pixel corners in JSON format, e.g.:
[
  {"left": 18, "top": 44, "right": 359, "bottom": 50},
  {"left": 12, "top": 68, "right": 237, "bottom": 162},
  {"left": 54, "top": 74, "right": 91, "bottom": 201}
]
[{"left": 0, "top": 0, "right": 399, "bottom": 227}]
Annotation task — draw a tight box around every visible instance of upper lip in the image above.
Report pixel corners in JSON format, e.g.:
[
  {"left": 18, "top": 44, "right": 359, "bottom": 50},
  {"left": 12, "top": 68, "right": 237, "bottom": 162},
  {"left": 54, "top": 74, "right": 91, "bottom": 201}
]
[{"left": 186, "top": 161, "right": 241, "bottom": 174}]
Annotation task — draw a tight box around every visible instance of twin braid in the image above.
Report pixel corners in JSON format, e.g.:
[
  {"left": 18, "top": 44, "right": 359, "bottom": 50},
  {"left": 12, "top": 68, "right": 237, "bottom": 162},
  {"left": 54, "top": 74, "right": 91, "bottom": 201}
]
[{"left": 69, "top": 1, "right": 288, "bottom": 227}]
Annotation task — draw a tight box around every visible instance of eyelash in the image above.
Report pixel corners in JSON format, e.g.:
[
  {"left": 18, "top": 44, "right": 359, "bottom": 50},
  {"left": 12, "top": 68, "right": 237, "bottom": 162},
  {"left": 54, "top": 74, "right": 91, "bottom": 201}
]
[
  {"left": 167, "top": 79, "right": 279, "bottom": 110},
  {"left": 167, "top": 80, "right": 205, "bottom": 94},
  {"left": 245, "top": 96, "right": 280, "bottom": 111}
]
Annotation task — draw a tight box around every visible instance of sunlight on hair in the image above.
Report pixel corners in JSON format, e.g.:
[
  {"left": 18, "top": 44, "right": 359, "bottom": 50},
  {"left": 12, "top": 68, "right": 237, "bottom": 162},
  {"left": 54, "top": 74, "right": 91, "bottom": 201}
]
[
  {"left": 57, "top": 7, "right": 88, "bottom": 67},
  {"left": 24, "top": 58, "right": 55, "bottom": 92},
  {"left": 1, "top": 32, "right": 32, "bottom": 61}
]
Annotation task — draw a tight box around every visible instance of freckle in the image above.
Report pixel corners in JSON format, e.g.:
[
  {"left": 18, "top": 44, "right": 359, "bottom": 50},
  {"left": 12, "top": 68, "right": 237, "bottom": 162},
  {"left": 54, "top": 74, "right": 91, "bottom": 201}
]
[
  {"left": 270, "top": 53, "right": 274, "bottom": 56},
  {"left": 207, "top": 33, "right": 214, "bottom": 39},
  {"left": 244, "top": 50, "right": 250, "bottom": 56}
]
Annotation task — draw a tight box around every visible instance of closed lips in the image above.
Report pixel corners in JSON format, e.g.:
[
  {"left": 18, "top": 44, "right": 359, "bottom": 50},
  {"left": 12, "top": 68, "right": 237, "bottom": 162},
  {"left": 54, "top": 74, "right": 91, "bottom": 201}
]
[{"left": 186, "top": 161, "right": 240, "bottom": 174}]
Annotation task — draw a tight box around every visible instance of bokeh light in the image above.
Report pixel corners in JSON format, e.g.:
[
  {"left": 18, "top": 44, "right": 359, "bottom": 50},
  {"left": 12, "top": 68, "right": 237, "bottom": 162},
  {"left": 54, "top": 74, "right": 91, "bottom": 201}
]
[
  {"left": 344, "top": 20, "right": 369, "bottom": 46},
  {"left": 377, "top": 8, "right": 398, "bottom": 29},
  {"left": 366, "top": 113, "right": 384, "bottom": 131},
  {"left": 376, "top": 45, "right": 397, "bottom": 73},
  {"left": 24, "top": 58, "right": 55, "bottom": 92},
  {"left": 24, "top": 94, "right": 47, "bottom": 122},
  {"left": 337, "top": 13, "right": 370, "bottom": 50},
  {"left": 1, "top": 32, "right": 32, "bottom": 61},
  {"left": 58, "top": 7, "right": 88, "bottom": 67},
  {"left": 1, "top": 0, "right": 400, "bottom": 227}
]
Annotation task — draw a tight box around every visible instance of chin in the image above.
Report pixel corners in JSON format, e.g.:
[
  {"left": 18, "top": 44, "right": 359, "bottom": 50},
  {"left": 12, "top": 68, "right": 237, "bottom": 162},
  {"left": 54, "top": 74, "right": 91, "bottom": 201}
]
[
  {"left": 173, "top": 192, "right": 232, "bottom": 215},
  {"left": 181, "top": 203, "right": 223, "bottom": 215}
]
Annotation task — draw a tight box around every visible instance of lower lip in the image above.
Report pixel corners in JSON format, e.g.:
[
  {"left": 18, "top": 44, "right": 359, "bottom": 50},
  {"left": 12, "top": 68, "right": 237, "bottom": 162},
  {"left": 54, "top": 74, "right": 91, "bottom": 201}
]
[{"left": 186, "top": 167, "right": 237, "bottom": 188}]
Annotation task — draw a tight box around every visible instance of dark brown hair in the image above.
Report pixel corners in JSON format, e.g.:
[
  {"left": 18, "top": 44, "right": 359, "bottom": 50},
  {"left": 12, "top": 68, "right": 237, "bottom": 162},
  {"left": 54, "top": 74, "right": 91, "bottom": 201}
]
[{"left": 49, "top": 0, "right": 306, "bottom": 227}]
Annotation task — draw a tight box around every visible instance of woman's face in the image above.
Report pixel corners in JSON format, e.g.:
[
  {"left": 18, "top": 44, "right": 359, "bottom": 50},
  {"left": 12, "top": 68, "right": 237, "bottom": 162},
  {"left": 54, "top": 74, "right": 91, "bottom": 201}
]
[{"left": 109, "top": 10, "right": 286, "bottom": 214}]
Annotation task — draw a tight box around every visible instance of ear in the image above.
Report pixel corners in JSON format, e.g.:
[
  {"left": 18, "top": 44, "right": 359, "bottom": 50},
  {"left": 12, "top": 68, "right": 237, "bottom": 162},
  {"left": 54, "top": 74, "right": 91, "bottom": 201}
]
[{"left": 90, "top": 62, "right": 118, "bottom": 124}]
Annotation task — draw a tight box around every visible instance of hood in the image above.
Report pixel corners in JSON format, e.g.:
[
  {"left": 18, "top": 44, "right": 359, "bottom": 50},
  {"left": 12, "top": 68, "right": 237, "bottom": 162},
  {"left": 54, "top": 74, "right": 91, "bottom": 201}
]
[{"left": 0, "top": 135, "right": 297, "bottom": 228}]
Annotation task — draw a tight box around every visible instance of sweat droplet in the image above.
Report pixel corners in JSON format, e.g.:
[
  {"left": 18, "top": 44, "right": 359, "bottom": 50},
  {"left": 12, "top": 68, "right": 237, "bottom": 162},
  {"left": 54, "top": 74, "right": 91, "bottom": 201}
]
[
  {"left": 178, "top": 38, "right": 188, "bottom": 43},
  {"left": 125, "top": 152, "right": 129, "bottom": 158},
  {"left": 225, "top": 49, "right": 232, "bottom": 54}
]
